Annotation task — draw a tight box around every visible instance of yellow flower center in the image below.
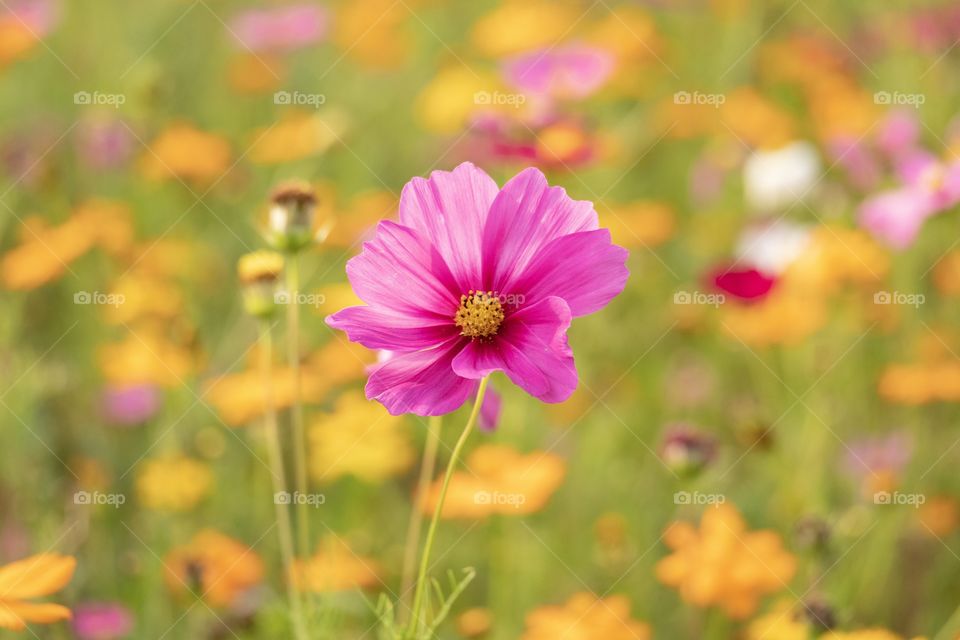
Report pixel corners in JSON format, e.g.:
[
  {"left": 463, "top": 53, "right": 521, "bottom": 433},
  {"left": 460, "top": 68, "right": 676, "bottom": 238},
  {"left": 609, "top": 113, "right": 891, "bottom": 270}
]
[{"left": 455, "top": 290, "right": 504, "bottom": 340}]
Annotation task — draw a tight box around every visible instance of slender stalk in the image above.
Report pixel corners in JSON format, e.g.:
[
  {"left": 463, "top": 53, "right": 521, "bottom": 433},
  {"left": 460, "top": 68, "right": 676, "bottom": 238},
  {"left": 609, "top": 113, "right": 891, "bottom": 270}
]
[
  {"left": 406, "top": 378, "right": 489, "bottom": 638},
  {"left": 400, "top": 415, "right": 442, "bottom": 620},
  {"left": 934, "top": 600, "right": 960, "bottom": 640},
  {"left": 285, "top": 252, "right": 311, "bottom": 562},
  {"left": 258, "top": 322, "right": 309, "bottom": 640}
]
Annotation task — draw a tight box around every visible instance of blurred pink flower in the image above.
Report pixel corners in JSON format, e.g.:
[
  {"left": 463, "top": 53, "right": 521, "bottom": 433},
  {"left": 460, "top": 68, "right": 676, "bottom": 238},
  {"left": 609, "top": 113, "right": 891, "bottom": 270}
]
[
  {"left": 710, "top": 267, "right": 776, "bottom": 302},
  {"left": 76, "top": 118, "right": 133, "bottom": 170},
  {"left": 101, "top": 384, "right": 160, "bottom": 427},
  {"left": 502, "top": 44, "right": 615, "bottom": 100},
  {"left": 72, "top": 603, "right": 134, "bottom": 639},
  {"left": 229, "top": 4, "right": 327, "bottom": 52},
  {"left": 858, "top": 156, "right": 960, "bottom": 249},
  {"left": 2, "top": 0, "right": 59, "bottom": 34},
  {"left": 327, "top": 162, "right": 628, "bottom": 416}
]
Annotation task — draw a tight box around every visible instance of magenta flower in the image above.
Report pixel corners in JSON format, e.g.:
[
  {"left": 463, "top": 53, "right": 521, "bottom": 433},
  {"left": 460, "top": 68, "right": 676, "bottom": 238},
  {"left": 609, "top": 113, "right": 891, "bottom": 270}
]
[
  {"left": 327, "top": 162, "right": 628, "bottom": 416},
  {"left": 72, "top": 602, "right": 134, "bottom": 639},
  {"left": 101, "top": 384, "right": 160, "bottom": 427},
  {"left": 710, "top": 267, "right": 776, "bottom": 303},
  {"left": 228, "top": 4, "right": 327, "bottom": 52}
]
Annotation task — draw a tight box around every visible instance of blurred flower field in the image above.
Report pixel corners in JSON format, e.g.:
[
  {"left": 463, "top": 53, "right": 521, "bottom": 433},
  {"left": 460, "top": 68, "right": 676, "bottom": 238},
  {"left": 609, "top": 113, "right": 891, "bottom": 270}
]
[{"left": 4, "top": 0, "right": 960, "bottom": 638}]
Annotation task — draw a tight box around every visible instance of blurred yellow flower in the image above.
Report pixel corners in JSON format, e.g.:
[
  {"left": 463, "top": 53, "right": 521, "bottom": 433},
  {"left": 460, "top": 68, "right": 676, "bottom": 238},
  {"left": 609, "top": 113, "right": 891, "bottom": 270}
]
[
  {"left": 304, "top": 338, "right": 374, "bottom": 387},
  {"left": 471, "top": 0, "right": 579, "bottom": 57},
  {"left": 136, "top": 454, "right": 213, "bottom": 512},
  {"left": 248, "top": 110, "right": 347, "bottom": 165},
  {"left": 521, "top": 592, "right": 651, "bottom": 640},
  {"left": 415, "top": 66, "right": 499, "bottom": 135},
  {"left": 746, "top": 601, "right": 810, "bottom": 640},
  {"left": 99, "top": 329, "right": 196, "bottom": 387},
  {"left": 140, "top": 123, "right": 232, "bottom": 184},
  {"left": 334, "top": 0, "right": 413, "bottom": 69},
  {"left": 656, "top": 503, "right": 797, "bottom": 619},
  {"left": 104, "top": 274, "right": 183, "bottom": 324},
  {"left": 785, "top": 226, "right": 889, "bottom": 293},
  {"left": 421, "top": 444, "right": 566, "bottom": 519},
  {"left": 309, "top": 391, "right": 414, "bottom": 483},
  {"left": 722, "top": 290, "right": 826, "bottom": 347},
  {"left": 292, "top": 537, "right": 379, "bottom": 593},
  {"left": 1, "top": 216, "right": 94, "bottom": 291},
  {"left": 0, "top": 553, "right": 76, "bottom": 631},
  {"left": 0, "top": 22, "right": 35, "bottom": 67},
  {"left": 917, "top": 495, "right": 959, "bottom": 537},
  {"left": 933, "top": 250, "right": 960, "bottom": 296},
  {"left": 878, "top": 362, "right": 960, "bottom": 406},
  {"left": 599, "top": 201, "right": 675, "bottom": 249},
  {"left": 457, "top": 607, "right": 493, "bottom": 638},
  {"left": 206, "top": 365, "right": 320, "bottom": 426},
  {"left": 165, "top": 529, "right": 264, "bottom": 607},
  {"left": 721, "top": 87, "right": 796, "bottom": 149},
  {"left": 227, "top": 53, "right": 284, "bottom": 95},
  {"left": 324, "top": 189, "right": 395, "bottom": 247}
]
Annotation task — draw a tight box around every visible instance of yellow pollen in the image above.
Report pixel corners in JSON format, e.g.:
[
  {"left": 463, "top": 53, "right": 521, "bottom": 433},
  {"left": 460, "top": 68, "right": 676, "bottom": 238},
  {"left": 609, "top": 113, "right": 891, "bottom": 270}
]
[{"left": 455, "top": 290, "right": 504, "bottom": 340}]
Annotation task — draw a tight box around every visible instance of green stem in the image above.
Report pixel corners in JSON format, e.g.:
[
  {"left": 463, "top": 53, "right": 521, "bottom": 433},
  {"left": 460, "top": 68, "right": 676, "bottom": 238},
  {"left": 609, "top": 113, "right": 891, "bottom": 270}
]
[
  {"left": 406, "top": 377, "right": 489, "bottom": 638},
  {"left": 285, "top": 252, "right": 311, "bottom": 563},
  {"left": 259, "top": 322, "right": 309, "bottom": 640},
  {"left": 934, "top": 601, "right": 960, "bottom": 640},
  {"left": 400, "top": 415, "right": 443, "bottom": 621}
]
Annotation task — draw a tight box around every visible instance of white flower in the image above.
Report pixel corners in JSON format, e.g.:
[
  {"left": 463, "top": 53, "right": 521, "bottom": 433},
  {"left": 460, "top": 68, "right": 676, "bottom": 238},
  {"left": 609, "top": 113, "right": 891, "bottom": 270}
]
[
  {"left": 735, "top": 219, "right": 811, "bottom": 275},
  {"left": 743, "top": 141, "right": 821, "bottom": 212}
]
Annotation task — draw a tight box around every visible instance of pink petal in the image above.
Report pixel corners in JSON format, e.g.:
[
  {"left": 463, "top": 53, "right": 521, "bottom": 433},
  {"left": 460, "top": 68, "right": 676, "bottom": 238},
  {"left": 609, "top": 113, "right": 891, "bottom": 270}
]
[
  {"left": 482, "top": 167, "right": 598, "bottom": 293},
  {"left": 858, "top": 187, "right": 936, "bottom": 250},
  {"left": 399, "top": 162, "right": 499, "bottom": 291},
  {"left": 345, "top": 220, "right": 459, "bottom": 321},
  {"left": 452, "top": 297, "right": 576, "bottom": 403},
  {"left": 478, "top": 385, "right": 502, "bottom": 431},
  {"left": 876, "top": 109, "right": 920, "bottom": 158},
  {"left": 503, "top": 44, "right": 616, "bottom": 99},
  {"left": 326, "top": 306, "right": 458, "bottom": 351},
  {"left": 366, "top": 339, "right": 475, "bottom": 416},
  {"left": 507, "top": 229, "right": 628, "bottom": 316}
]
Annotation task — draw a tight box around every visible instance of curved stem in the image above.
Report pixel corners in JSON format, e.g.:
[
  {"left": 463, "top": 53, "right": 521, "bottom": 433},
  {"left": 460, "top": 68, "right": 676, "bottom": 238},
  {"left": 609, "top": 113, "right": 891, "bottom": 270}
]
[
  {"left": 406, "top": 377, "right": 489, "bottom": 638},
  {"left": 400, "top": 415, "right": 442, "bottom": 620},
  {"left": 259, "top": 322, "right": 309, "bottom": 640},
  {"left": 285, "top": 253, "right": 311, "bottom": 562}
]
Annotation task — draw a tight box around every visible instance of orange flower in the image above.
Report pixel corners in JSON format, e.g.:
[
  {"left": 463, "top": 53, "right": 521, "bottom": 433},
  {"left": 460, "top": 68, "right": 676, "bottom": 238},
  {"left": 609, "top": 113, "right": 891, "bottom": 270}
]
[
  {"left": 521, "top": 592, "right": 651, "bottom": 640},
  {"left": 0, "top": 553, "right": 76, "bottom": 631},
  {"left": 248, "top": 110, "right": 347, "bottom": 165},
  {"left": 656, "top": 503, "right": 796, "bottom": 619},
  {"left": 165, "top": 530, "right": 264, "bottom": 608},
  {"left": 421, "top": 445, "right": 566, "bottom": 519},
  {"left": 291, "top": 537, "right": 379, "bottom": 593},
  {"left": 599, "top": 200, "right": 675, "bottom": 249},
  {"left": 140, "top": 123, "right": 231, "bottom": 184},
  {"left": 0, "top": 22, "right": 36, "bottom": 67}
]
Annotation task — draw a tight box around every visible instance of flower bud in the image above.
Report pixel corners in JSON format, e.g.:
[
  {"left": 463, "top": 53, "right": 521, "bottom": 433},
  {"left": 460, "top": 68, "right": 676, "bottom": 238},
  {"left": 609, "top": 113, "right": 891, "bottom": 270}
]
[
  {"left": 267, "top": 181, "right": 317, "bottom": 252},
  {"left": 659, "top": 423, "right": 717, "bottom": 478},
  {"left": 237, "top": 250, "right": 284, "bottom": 318}
]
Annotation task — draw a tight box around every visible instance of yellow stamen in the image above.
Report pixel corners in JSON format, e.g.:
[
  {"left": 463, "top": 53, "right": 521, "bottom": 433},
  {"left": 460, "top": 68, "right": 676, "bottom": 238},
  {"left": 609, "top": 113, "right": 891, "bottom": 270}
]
[{"left": 455, "top": 290, "right": 504, "bottom": 340}]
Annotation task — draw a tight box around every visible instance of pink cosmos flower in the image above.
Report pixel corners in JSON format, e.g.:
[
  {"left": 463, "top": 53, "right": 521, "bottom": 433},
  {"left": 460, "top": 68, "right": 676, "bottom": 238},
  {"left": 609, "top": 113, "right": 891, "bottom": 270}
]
[
  {"left": 710, "top": 267, "right": 776, "bottom": 302},
  {"left": 502, "top": 44, "right": 616, "bottom": 101},
  {"left": 228, "top": 4, "right": 327, "bottom": 52},
  {"left": 858, "top": 155, "right": 960, "bottom": 249},
  {"left": 327, "top": 162, "right": 628, "bottom": 416},
  {"left": 72, "top": 602, "right": 134, "bottom": 639}
]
